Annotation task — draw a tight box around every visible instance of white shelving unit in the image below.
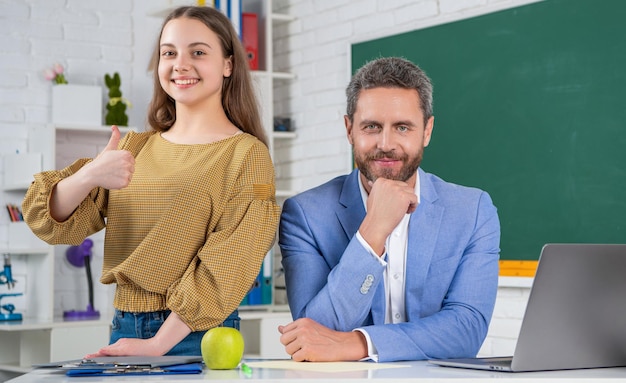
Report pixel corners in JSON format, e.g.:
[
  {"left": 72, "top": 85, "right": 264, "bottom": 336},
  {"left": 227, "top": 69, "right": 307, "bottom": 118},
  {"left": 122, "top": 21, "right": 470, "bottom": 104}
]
[
  {"left": 235, "top": 0, "right": 296, "bottom": 357},
  {"left": 1, "top": 141, "right": 112, "bottom": 378},
  {"left": 221, "top": 13, "right": 296, "bottom": 358},
  {"left": 244, "top": 0, "right": 297, "bottom": 200},
  {"left": 239, "top": 311, "right": 291, "bottom": 359},
  {"left": 242, "top": 0, "right": 296, "bottom": 310},
  {"left": 2, "top": 153, "right": 54, "bottom": 323}
]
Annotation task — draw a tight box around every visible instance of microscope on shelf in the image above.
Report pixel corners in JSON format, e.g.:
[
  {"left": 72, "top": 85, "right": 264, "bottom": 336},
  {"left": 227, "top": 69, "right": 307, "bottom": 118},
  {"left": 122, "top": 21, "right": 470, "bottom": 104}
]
[{"left": 0, "top": 253, "right": 23, "bottom": 321}]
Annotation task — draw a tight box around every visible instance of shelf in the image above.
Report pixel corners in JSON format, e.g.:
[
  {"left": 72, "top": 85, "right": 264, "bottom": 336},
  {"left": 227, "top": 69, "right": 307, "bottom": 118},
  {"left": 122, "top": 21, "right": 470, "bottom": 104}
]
[
  {"left": 0, "top": 247, "right": 50, "bottom": 255},
  {"left": 276, "top": 190, "right": 296, "bottom": 198},
  {"left": 272, "top": 71, "right": 296, "bottom": 80},
  {"left": 498, "top": 276, "right": 533, "bottom": 288},
  {"left": 2, "top": 153, "right": 41, "bottom": 192},
  {"left": 0, "top": 318, "right": 110, "bottom": 373},
  {"left": 239, "top": 309, "right": 292, "bottom": 359},
  {"left": 238, "top": 304, "right": 290, "bottom": 315},
  {"left": 252, "top": 70, "right": 296, "bottom": 81},
  {"left": 273, "top": 131, "right": 296, "bottom": 139},
  {"left": 54, "top": 124, "right": 137, "bottom": 133},
  {"left": 271, "top": 12, "right": 296, "bottom": 23},
  {"left": 0, "top": 317, "right": 111, "bottom": 332},
  {"left": 2, "top": 183, "right": 32, "bottom": 192}
]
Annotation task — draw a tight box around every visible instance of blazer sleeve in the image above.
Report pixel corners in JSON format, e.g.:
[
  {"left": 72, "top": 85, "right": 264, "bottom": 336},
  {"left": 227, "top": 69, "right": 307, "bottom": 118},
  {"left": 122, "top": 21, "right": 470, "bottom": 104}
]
[{"left": 280, "top": 196, "right": 386, "bottom": 331}]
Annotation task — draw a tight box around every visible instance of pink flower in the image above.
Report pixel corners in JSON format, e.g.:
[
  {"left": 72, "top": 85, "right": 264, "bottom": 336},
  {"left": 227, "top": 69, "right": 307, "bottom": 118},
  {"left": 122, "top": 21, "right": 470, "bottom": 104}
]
[
  {"left": 53, "top": 63, "right": 64, "bottom": 75},
  {"left": 43, "top": 63, "right": 68, "bottom": 84},
  {"left": 43, "top": 68, "right": 56, "bottom": 81}
]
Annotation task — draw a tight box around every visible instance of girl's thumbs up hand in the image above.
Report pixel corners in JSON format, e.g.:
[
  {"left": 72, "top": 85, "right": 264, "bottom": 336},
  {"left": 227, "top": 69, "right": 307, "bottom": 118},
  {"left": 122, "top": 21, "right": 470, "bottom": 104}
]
[{"left": 83, "top": 126, "right": 135, "bottom": 190}]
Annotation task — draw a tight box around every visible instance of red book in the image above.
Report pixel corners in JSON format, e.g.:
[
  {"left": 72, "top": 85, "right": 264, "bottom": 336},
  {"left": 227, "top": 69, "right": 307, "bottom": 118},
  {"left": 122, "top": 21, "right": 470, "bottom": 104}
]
[
  {"left": 6, "top": 204, "right": 19, "bottom": 222},
  {"left": 242, "top": 12, "right": 258, "bottom": 70},
  {"left": 7, "top": 204, "right": 16, "bottom": 222}
]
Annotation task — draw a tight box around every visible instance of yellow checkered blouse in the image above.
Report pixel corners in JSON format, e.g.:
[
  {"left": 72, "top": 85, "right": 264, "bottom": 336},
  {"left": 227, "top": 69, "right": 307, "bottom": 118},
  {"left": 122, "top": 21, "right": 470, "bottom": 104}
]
[{"left": 22, "top": 131, "right": 280, "bottom": 331}]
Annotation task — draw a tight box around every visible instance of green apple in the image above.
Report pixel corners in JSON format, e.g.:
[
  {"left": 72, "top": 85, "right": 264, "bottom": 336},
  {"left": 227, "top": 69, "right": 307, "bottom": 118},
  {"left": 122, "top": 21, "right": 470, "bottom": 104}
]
[{"left": 201, "top": 327, "right": 245, "bottom": 370}]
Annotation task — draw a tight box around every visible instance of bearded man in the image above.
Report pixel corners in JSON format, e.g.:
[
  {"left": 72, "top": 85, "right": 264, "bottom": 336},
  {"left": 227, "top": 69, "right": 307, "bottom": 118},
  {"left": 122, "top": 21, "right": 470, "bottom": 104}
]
[{"left": 278, "top": 57, "right": 501, "bottom": 363}]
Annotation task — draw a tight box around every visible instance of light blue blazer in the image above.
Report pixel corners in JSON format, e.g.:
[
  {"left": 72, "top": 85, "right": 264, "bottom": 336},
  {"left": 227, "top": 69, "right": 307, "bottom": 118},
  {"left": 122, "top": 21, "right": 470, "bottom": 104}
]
[{"left": 279, "top": 168, "right": 501, "bottom": 362}]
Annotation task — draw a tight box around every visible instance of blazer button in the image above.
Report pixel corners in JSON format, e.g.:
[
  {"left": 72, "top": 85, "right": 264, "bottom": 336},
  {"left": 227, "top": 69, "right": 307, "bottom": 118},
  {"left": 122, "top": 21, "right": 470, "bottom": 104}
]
[{"left": 360, "top": 274, "right": 375, "bottom": 294}]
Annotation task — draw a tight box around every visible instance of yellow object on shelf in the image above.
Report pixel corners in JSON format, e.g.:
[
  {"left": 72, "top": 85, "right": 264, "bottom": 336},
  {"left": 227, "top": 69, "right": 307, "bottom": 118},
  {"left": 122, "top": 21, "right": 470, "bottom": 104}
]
[{"left": 499, "top": 260, "right": 539, "bottom": 277}]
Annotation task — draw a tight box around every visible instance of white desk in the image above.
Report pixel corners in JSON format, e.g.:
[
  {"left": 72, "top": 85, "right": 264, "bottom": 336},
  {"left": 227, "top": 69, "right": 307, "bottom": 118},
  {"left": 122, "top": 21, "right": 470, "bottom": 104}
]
[{"left": 7, "top": 360, "right": 626, "bottom": 382}]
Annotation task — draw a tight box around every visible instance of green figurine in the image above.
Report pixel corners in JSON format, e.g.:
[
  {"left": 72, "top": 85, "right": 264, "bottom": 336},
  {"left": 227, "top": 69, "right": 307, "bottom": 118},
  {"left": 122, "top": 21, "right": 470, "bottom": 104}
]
[{"left": 104, "top": 72, "right": 130, "bottom": 126}]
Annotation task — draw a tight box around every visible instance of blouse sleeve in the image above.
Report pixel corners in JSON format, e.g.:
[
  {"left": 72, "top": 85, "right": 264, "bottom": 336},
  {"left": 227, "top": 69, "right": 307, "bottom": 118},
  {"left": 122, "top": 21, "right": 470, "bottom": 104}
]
[
  {"left": 21, "top": 131, "right": 143, "bottom": 245},
  {"left": 21, "top": 158, "right": 108, "bottom": 246},
  {"left": 166, "top": 141, "right": 281, "bottom": 331}
]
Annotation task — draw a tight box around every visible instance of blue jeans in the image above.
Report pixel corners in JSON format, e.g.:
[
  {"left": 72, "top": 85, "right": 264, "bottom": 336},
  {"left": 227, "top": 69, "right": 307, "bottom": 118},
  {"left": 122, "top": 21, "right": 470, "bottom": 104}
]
[{"left": 109, "top": 309, "right": 240, "bottom": 356}]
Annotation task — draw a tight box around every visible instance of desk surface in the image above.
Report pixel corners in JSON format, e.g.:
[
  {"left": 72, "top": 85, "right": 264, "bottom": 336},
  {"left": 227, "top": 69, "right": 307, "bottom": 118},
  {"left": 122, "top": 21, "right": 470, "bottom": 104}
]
[{"left": 7, "top": 360, "right": 626, "bottom": 383}]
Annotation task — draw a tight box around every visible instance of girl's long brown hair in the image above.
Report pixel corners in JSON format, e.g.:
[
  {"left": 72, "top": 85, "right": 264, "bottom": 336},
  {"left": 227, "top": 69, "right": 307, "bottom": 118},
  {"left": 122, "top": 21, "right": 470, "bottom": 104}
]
[{"left": 147, "top": 6, "right": 267, "bottom": 146}]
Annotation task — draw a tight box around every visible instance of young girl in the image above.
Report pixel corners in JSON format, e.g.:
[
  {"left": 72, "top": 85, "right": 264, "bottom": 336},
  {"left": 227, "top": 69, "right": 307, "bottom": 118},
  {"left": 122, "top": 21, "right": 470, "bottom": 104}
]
[{"left": 22, "top": 6, "right": 280, "bottom": 356}]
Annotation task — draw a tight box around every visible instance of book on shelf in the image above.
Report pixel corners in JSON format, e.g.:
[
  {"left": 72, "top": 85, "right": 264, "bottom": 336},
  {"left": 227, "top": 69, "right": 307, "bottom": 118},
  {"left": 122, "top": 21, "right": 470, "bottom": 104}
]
[
  {"left": 213, "top": 0, "right": 242, "bottom": 37},
  {"left": 242, "top": 12, "right": 258, "bottom": 70},
  {"left": 6, "top": 204, "right": 24, "bottom": 222},
  {"left": 240, "top": 251, "right": 273, "bottom": 306}
]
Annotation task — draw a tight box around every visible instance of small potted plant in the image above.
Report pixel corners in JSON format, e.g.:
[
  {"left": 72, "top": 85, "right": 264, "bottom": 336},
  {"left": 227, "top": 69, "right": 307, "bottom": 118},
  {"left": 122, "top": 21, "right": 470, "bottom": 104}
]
[{"left": 104, "top": 72, "right": 131, "bottom": 127}]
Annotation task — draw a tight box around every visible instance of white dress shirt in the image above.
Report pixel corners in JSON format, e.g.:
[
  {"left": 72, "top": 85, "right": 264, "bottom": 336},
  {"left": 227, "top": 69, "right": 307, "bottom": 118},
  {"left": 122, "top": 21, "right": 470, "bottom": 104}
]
[{"left": 354, "top": 172, "right": 420, "bottom": 361}]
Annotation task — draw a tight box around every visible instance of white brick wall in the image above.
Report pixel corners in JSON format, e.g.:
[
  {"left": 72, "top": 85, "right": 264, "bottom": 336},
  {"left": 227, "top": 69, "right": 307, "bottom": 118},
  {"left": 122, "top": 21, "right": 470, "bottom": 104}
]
[
  {"left": 0, "top": 0, "right": 540, "bottom": 353},
  {"left": 479, "top": 279, "right": 532, "bottom": 356},
  {"left": 0, "top": 0, "right": 167, "bottom": 319}
]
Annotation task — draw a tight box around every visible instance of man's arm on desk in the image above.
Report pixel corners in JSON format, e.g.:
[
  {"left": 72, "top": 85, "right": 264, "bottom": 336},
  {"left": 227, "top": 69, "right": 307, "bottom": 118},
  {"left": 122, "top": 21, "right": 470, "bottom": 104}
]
[{"left": 278, "top": 318, "right": 368, "bottom": 362}]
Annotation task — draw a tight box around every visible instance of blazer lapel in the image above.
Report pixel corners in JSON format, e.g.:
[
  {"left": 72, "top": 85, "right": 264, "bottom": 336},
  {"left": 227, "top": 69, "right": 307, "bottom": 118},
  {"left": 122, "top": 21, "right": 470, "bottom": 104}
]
[
  {"left": 405, "top": 168, "right": 444, "bottom": 314},
  {"left": 334, "top": 169, "right": 444, "bottom": 324},
  {"left": 337, "top": 170, "right": 366, "bottom": 241},
  {"left": 336, "top": 170, "right": 385, "bottom": 325}
]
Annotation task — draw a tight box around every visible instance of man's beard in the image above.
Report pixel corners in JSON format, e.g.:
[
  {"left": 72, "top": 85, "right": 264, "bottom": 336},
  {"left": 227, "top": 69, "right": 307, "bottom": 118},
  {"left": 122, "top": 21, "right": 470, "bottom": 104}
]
[{"left": 354, "top": 148, "right": 422, "bottom": 183}]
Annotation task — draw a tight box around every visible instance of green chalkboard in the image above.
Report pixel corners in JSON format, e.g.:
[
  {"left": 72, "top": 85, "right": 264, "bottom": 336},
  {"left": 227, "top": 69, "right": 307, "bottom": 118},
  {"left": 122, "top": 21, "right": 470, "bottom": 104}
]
[{"left": 351, "top": 0, "right": 626, "bottom": 260}]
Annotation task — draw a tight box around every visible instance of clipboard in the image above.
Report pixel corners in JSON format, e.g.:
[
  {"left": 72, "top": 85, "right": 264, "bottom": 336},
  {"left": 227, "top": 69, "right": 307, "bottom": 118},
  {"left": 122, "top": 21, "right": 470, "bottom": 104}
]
[{"left": 33, "top": 355, "right": 204, "bottom": 376}]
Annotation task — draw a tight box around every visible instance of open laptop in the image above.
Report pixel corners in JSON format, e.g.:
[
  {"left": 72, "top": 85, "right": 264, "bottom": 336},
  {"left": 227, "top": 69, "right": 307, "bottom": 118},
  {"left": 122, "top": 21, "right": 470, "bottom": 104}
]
[{"left": 429, "top": 243, "right": 626, "bottom": 372}]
